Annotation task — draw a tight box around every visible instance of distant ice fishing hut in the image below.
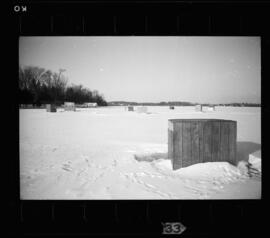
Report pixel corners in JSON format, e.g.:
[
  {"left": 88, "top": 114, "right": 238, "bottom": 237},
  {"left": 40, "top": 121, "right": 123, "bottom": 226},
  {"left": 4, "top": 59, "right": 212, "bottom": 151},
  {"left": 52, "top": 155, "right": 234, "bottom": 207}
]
[
  {"left": 169, "top": 106, "right": 175, "bottom": 110},
  {"left": 202, "top": 105, "right": 215, "bottom": 112},
  {"left": 127, "top": 106, "right": 134, "bottom": 111},
  {"left": 195, "top": 105, "right": 202, "bottom": 112},
  {"left": 64, "top": 102, "right": 76, "bottom": 111},
  {"left": 168, "top": 119, "right": 237, "bottom": 170},
  {"left": 46, "top": 104, "right": 57, "bottom": 112},
  {"left": 84, "top": 102, "right": 97, "bottom": 108},
  {"left": 137, "top": 106, "right": 148, "bottom": 113}
]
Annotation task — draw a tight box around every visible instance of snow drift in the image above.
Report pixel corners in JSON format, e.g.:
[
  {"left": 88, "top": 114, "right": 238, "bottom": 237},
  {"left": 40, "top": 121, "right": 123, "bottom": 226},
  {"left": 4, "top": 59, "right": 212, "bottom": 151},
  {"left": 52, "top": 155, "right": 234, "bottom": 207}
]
[{"left": 19, "top": 106, "right": 261, "bottom": 199}]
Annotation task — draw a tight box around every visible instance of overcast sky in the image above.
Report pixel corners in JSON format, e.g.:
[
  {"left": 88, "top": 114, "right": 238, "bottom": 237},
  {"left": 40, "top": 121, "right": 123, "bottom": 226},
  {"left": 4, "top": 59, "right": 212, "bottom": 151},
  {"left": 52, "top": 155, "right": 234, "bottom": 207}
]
[{"left": 19, "top": 37, "right": 261, "bottom": 104}]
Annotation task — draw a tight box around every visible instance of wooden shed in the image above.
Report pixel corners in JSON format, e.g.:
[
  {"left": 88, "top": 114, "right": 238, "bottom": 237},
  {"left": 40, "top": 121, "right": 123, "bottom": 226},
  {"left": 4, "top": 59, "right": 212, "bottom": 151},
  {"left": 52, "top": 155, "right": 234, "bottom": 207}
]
[
  {"left": 128, "top": 106, "right": 134, "bottom": 111},
  {"left": 195, "top": 105, "right": 202, "bottom": 112},
  {"left": 46, "top": 104, "right": 57, "bottom": 112},
  {"left": 64, "top": 102, "right": 76, "bottom": 111},
  {"left": 137, "top": 106, "right": 148, "bottom": 113},
  {"left": 168, "top": 119, "right": 237, "bottom": 170},
  {"left": 84, "top": 102, "right": 97, "bottom": 107},
  {"left": 202, "top": 105, "right": 215, "bottom": 112}
]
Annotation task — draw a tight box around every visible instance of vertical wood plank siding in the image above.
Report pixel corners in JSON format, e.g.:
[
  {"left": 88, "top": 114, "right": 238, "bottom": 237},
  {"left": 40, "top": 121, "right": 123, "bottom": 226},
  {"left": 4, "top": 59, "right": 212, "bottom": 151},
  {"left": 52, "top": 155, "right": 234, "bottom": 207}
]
[
  {"left": 46, "top": 104, "right": 56, "bottom": 112},
  {"left": 168, "top": 119, "right": 237, "bottom": 170}
]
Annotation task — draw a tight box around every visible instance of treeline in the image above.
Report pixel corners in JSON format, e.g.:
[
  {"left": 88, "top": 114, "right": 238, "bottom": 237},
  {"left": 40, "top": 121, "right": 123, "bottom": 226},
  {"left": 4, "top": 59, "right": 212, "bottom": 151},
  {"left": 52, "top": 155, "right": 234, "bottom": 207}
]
[
  {"left": 108, "top": 101, "right": 261, "bottom": 107},
  {"left": 19, "top": 66, "right": 107, "bottom": 106},
  {"left": 222, "top": 103, "right": 261, "bottom": 107},
  {"left": 108, "top": 101, "right": 196, "bottom": 106}
]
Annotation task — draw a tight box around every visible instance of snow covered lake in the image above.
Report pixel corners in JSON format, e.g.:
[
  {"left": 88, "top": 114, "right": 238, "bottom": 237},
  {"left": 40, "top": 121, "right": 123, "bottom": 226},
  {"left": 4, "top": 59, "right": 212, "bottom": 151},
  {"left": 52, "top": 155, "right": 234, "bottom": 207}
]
[{"left": 19, "top": 106, "right": 261, "bottom": 199}]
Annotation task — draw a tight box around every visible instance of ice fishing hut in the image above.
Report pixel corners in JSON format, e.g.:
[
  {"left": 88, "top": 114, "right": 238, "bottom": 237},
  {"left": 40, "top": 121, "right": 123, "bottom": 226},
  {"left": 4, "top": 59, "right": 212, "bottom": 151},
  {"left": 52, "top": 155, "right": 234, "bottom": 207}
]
[
  {"left": 137, "top": 106, "right": 148, "bottom": 113},
  {"left": 84, "top": 102, "right": 97, "bottom": 108},
  {"left": 128, "top": 106, "right": 134, "bottom": 111},
  {"left": 195, "top": 105, "right": 202, "bottom": 112},
  {"left": 46, "top": 104, "right": 57, "bottom": 112},
  {"left": 168, "top": 119, "right": 237, "bottom": 170},
  {"left": 64, "top": 102, "right": 76, "bottom": 111},
  {"left": 202, "top": 105, "right": 215, "bottom": 112},
  {"left": 170, "top": 106, "right": 175, "bottom": 110}
]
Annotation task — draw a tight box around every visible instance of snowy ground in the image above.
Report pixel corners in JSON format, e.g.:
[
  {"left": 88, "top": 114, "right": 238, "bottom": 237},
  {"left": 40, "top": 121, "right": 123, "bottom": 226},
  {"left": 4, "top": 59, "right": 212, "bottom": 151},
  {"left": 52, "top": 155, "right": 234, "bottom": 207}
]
[{"left": 19, "top": 106, "right": 261, "bottom": 199}]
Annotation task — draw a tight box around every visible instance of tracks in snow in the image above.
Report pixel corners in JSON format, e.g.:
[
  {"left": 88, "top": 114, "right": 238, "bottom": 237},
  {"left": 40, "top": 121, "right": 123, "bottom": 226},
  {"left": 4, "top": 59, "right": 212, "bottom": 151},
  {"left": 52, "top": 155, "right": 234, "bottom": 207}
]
[{"left": 120, "top": 172, "right": 177, "bottom": 199}]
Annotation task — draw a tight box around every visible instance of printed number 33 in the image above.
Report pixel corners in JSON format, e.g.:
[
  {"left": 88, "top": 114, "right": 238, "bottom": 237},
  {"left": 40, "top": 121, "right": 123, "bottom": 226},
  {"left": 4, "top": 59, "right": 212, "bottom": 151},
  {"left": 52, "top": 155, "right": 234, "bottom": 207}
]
[{"left": 163, "top": 222, "right": 185, "bottom": 234}]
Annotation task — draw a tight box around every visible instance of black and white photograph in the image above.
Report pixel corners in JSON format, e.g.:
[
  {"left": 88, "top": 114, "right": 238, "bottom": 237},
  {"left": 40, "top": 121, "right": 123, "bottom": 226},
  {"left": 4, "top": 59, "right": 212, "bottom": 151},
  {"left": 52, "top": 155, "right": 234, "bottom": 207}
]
[{"left": 19, "top": 36, "right": 261, "bottom": 200}]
